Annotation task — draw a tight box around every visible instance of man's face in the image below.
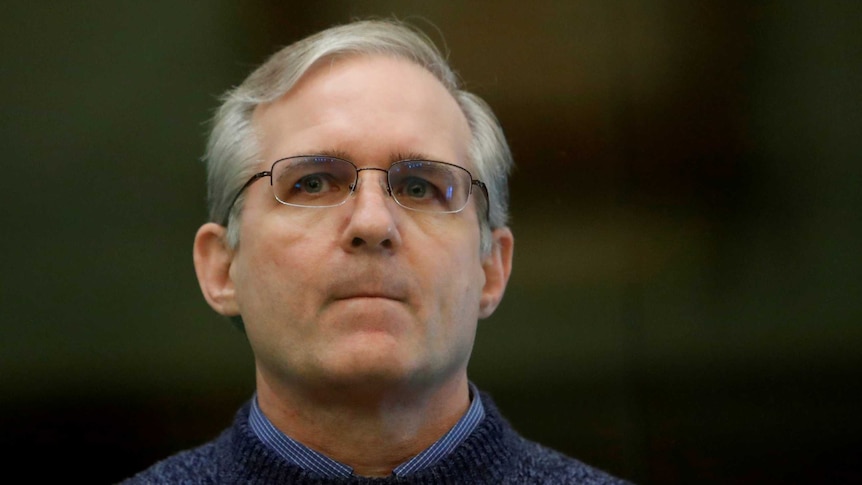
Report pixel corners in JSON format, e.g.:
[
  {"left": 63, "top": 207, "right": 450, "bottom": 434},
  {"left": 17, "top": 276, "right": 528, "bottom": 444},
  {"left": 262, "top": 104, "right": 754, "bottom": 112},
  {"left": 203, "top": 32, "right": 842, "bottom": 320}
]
[{"left": 221, "top": 55, "right": 508, "bottom": 394}]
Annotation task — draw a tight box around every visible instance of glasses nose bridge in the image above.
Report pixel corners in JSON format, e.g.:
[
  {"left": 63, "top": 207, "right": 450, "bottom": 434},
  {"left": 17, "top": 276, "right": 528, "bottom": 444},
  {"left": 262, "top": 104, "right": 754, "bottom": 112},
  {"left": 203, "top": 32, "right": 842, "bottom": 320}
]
[{"left": 353, "top": 166, "right": 392, "bottom": 196}]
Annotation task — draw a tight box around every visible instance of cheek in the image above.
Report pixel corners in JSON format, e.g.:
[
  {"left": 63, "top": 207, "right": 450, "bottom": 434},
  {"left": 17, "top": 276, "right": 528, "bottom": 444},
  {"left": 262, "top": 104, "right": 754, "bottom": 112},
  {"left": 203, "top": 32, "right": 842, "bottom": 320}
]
[
  {"left": 420, "top": 248, "right": 483, "bottom": 365},
  {"left": 232, "top": 215, "right": 332, "bottom": 315},
  {"left": 419, "top": 227, "right": 485, "bottom": 319}
]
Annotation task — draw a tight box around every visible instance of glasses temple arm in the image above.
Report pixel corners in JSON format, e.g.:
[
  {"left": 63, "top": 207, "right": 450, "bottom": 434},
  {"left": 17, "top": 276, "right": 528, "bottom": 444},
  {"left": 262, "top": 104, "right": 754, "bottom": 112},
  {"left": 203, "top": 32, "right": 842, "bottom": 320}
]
[
  {"left": 222, "top": 171, "right": 272, "bottom": 226},
  {"left": 472, "top": 180, "right": 490, "bottom": 221}
]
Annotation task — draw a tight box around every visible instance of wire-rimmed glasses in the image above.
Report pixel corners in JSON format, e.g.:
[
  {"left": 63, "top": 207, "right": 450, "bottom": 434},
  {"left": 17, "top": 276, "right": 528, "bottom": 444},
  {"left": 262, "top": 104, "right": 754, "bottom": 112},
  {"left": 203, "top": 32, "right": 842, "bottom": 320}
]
[{"left": 223, "top": 155, "right": 489, "bottom": 225}]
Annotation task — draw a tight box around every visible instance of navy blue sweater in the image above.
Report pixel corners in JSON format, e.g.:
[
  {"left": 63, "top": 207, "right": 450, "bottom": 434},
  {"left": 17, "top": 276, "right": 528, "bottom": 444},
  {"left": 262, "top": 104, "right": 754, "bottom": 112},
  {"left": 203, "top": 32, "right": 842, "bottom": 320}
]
[{"left": 120, "top": 392, "right": 632, "bottom": 484}]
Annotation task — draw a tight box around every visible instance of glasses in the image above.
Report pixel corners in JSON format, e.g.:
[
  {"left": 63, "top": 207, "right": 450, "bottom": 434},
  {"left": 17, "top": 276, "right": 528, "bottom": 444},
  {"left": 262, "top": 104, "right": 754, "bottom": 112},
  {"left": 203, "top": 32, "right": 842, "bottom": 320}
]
[{"left": 224, "top": 155, "right": 489, "bottom": 224}]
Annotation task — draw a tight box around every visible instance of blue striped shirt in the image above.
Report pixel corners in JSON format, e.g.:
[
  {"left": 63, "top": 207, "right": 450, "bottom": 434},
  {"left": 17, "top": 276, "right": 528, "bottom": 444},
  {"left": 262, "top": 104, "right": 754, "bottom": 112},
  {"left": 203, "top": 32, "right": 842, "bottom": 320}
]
[{"left": 248, "top": 383, "right": 486, "bottom": 478}]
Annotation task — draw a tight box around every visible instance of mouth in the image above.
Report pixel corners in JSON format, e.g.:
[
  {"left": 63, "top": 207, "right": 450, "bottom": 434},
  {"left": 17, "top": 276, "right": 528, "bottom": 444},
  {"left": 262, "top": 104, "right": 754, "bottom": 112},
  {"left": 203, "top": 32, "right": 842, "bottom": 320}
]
[
  {"left": 329, "top": 282, "right": 409, "bottom": 304},
  {"left": 327, "top": 268, "right": 411, "bottom": 305},
  {"left": 334, "top": 292, "right": 405, "bottom": 302}
]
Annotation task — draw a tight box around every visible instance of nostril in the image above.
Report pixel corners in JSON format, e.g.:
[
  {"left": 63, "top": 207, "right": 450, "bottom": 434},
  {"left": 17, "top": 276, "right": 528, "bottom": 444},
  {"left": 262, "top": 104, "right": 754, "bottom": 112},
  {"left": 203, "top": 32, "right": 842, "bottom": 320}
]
[{"left": 350, "top": 236, "right": 392, "bottom": 249}]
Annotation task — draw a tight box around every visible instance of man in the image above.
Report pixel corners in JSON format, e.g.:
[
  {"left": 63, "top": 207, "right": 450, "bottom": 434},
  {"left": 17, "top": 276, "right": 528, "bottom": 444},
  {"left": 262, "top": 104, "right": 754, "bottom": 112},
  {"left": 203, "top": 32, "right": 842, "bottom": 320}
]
[{"left": 122, "top": 19, "right": 631, "bottom": 484}]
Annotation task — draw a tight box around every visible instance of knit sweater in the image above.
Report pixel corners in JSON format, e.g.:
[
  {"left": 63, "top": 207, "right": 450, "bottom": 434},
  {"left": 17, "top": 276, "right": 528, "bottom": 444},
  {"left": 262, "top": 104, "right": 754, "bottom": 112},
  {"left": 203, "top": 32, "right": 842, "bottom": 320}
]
[{"left": 119, "top": 392, "right": 632, "bottom": 484}]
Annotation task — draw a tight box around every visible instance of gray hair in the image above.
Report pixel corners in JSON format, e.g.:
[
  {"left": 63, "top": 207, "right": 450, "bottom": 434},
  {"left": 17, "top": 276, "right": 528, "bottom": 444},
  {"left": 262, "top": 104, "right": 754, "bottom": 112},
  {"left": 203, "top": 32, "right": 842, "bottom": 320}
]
[{"left": 204, "top": 19, "right": 513, "bottom": 255}]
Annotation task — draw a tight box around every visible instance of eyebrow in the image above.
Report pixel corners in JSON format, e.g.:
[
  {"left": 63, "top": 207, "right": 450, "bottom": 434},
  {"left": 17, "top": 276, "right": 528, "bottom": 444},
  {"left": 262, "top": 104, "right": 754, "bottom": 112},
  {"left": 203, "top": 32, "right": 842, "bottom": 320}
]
[{"left": 292, "top": 149, "right": 441, "bottom": 164}]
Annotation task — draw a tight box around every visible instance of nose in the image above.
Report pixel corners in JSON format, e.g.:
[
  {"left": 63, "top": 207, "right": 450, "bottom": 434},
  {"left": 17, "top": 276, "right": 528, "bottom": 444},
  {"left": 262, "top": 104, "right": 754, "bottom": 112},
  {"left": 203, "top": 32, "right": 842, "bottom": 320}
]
[{"left": 341, "top": 169, "right": 402, "bottom": 251}]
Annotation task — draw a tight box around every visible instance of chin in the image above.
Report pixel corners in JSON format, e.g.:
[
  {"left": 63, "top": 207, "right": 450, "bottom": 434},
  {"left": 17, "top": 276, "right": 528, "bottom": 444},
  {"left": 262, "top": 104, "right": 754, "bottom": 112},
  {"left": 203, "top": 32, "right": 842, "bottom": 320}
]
[
  {"left": 317, "top": 344, "right": 434, "bottom": 390},
  {"left": 333, "top": 346, "right": 417, "bottom": 379}
]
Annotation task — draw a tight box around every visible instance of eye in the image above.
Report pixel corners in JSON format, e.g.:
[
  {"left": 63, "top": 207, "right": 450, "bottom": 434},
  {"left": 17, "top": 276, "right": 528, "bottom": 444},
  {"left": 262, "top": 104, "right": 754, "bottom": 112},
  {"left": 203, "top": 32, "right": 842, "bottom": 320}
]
[
  {"left": 294, "top": 174, "right": 328, "bottom": 193},
  {"left": 271, "top": 156, "right": 355, "bottom": 207},
  {"left": 402, "top": 177, "right": 434, "bottom": 199},
  {"left": 389, "top": 160, "right": 467, "bottom": 212}
]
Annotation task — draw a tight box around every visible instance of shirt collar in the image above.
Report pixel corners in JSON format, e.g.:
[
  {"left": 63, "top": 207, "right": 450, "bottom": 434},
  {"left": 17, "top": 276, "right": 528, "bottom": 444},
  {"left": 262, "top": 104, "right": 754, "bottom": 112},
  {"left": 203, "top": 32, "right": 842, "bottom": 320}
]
[{"left": 248, "top": 382, "right": 486, "bottom": 478}]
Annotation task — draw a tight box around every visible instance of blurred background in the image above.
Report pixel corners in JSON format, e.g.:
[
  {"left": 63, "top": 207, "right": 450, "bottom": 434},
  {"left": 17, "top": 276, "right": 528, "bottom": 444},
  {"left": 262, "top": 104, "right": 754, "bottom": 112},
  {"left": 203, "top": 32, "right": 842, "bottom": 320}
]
[{"left": 1, "top": 1, "right": 859, "bottom": 483}]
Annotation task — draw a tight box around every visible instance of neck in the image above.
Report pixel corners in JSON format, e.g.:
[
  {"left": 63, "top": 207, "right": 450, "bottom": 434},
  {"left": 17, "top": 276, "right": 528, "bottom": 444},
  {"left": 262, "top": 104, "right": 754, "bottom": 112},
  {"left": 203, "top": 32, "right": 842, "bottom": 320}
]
[{"left": 255, "top": 371, "right": 472, "bottom": 477}]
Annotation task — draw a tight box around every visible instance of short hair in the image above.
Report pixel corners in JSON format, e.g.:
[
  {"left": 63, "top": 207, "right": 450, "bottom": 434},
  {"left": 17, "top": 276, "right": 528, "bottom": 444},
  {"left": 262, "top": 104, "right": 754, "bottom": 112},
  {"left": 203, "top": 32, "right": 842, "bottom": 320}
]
[{"left": 204, "top": 19, "right": 513, "bottom": 255}]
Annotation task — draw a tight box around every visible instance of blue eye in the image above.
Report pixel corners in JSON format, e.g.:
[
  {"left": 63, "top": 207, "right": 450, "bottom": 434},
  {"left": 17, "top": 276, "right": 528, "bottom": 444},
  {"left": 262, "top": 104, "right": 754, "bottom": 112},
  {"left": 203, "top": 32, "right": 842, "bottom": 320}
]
[
  {"left": 403, "top": 178, "right": 432, "bottom": 199},
  {"left": 295, "top": 174, "right": 327, "bottom": 193}
]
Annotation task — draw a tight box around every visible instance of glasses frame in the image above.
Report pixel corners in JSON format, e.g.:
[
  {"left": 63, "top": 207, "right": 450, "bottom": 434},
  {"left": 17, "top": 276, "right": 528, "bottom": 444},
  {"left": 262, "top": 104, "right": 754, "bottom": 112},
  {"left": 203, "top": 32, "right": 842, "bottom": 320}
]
[{"left": 222, "top": 155, "right": 489, "bottom": 226}]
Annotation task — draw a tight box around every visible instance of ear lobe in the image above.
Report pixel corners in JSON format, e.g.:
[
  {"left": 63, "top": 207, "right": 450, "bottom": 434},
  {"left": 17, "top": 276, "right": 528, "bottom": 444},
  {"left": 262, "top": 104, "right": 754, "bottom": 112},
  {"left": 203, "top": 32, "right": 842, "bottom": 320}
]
[
  {"left": 478, "top": 227, "right": 514, "bottom": 319},
  {"left": 193, "top": 222, "right": 240, "bottom": 316}
]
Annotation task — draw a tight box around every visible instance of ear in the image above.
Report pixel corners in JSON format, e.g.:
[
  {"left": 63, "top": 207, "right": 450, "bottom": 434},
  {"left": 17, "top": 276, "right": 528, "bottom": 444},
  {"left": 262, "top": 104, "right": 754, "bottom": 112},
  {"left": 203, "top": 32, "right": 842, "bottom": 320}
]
[
  {"left": 193, "top": 222, "right": 240, "bottom": 316},
  {"left": 478, "top": 227, "right": 514, "bottom": 318}
]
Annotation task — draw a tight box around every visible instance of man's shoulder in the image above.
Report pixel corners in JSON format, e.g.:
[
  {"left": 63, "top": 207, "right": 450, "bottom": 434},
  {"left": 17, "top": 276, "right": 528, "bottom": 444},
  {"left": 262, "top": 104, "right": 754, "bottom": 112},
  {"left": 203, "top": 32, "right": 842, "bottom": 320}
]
[
  {"left": 477, "top": 391, "right": 633, "bottom": 484},
  {"left": 117, "top": 438, "right": 223, "bottom": 484},
  {"left": 116, "top": 401, "right": 256, "bottom": 484},
  {"left": 508, "top": 437, "right": 633, "bottom": 484}
]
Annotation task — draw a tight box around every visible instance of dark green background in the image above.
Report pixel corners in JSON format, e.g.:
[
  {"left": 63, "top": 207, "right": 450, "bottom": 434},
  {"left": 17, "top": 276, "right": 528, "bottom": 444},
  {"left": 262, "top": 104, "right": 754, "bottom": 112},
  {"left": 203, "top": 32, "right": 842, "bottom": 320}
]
[{"left": 2, "top": 1, "right": 859, "bottom": 483}]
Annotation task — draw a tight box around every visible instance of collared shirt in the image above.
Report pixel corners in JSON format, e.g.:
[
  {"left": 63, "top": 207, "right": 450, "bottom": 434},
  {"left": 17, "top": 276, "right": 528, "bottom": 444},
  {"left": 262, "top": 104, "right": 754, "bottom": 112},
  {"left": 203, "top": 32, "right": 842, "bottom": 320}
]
[{"left": 248, "top": 383, "right": 486, "bottom": 478}]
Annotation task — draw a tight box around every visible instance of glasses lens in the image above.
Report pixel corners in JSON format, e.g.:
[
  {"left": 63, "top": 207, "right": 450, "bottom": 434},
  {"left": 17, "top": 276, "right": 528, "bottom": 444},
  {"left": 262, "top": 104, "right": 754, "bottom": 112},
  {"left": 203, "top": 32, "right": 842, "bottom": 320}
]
[
  {"left": 389, "top": 160, "right": 471, "bottom": 213},
  {"left": 271, "top": 156, "right": 356, "bottom": 207}
]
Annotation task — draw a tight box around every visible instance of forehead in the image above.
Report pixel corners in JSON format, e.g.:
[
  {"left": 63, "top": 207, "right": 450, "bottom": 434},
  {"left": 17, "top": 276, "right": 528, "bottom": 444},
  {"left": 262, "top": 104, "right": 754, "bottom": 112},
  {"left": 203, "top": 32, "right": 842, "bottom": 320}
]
[{"left": 251, "top": 54, "right": 472, "bottom": 169}]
